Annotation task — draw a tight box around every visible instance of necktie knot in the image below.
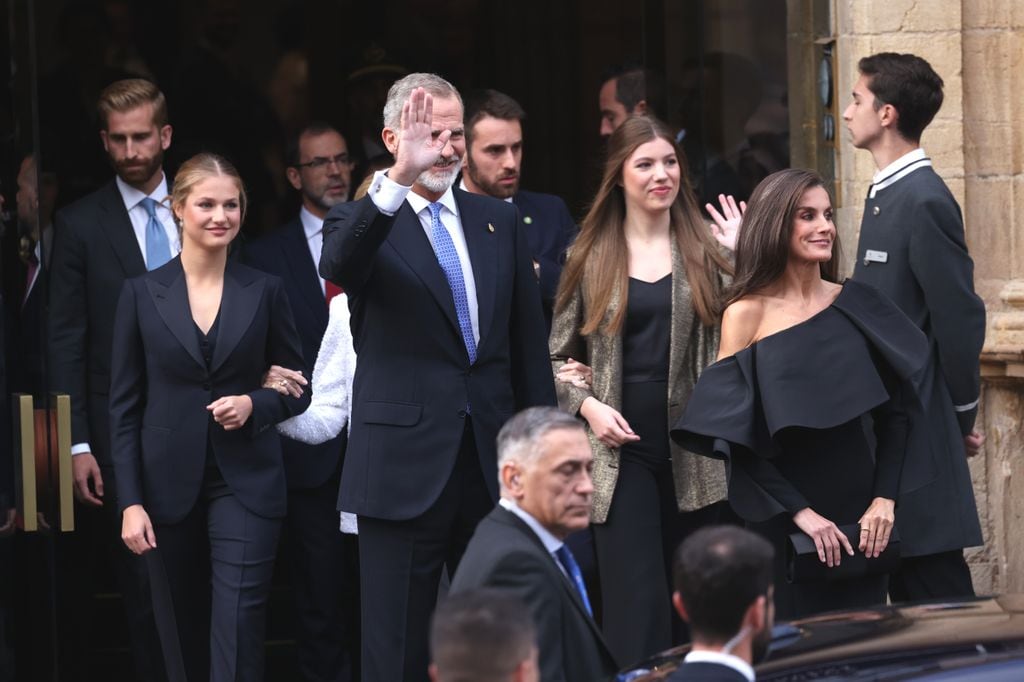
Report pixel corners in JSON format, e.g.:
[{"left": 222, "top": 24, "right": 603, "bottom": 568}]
[
  {"left": 141, "top": 197, "right": 159, "bottom": 219},
  {"left": 428, "top": 201, "right": 443, "bottom": 222}
]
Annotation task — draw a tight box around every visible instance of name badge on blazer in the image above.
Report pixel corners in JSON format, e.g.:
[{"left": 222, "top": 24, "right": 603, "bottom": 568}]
[{"left": 863, "top": 249, "right": 888, "bottom": 266}]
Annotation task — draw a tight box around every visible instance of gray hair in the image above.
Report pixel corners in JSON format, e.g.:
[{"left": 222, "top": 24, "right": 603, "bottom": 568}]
[
  {"left": 382, "top": 72, "right": 463, "bottom": 130},
  {"left": 496, "top": 407, "right": 584, "bottom": 475}
]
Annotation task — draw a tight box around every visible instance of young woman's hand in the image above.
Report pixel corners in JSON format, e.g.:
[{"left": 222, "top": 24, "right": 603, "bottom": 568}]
[
  {"left": 556, "top": 358, "right": 593, "bottom": 389},
  {"left": 858, "top": 497, "right": 895, "bottom": 558},
  {"left": 580, "top": 397, "right": 641, "bottom": 448},
  {"left": 793, "top": 507, "right": 854, "bottom": 567},
  {"left": 208, "top": 395, "right": 254, "bottom": 430},
  {"left": 706, "top": 193, "right": 746, "bottom": 251},
  {"left": 262, "top": 365, "right": 307, "bottom": 397},
  {"left": 122, "top": 504, "right": 156, "bottom": 555}
]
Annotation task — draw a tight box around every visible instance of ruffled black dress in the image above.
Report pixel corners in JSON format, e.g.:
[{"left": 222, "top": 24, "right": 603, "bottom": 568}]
[{"left": 672, "top": 281, "right": 935, "bottom": 619}]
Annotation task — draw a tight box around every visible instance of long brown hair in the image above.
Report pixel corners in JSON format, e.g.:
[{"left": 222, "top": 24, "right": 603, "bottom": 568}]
[
  {"left": 555, "top": 115, "right": 732, "bottom": 335},
  {"left": 725, "top": 168, "right": 841, "bottom": 307}
]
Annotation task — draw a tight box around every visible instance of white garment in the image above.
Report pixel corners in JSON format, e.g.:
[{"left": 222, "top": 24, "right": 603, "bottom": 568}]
[
  {"left": 275, "top": 294, "right": 359, "bottom": 533},
  {"left": 367, "top": 170, "right": 480, "bottom": 344}
]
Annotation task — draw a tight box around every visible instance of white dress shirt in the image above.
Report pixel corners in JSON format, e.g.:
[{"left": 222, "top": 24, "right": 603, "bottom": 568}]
[
  {"left": 498, "top": 497, "right": 569, "bottom": 579},
  {"left": 683, "top": 650, "right": 755, "bottom": 681},
  {"left": 299, "top": 206, "right": 328, "bottom": 295},
  {"left": 366, "top": 170, "right": 480, "bottom": 345},
  {"left": 115, "top": 173, "right": 181, "bottom": 267},
  {"left": 72, "top": 172, "right": 181, "bottom": 457}
]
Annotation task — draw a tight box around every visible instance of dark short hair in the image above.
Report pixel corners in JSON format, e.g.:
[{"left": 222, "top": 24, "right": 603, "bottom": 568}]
[
  {"left": 673, "top": 525, "right": 774, "bottom": 643},
  {"left": 285, "top": 121, "right": 345, "bottom": 167},
  {"left": 464, "top": 89, "right": 526, "bottom": 148},
  {"left": 431, "top": 589, "right": 536, "bottom": 682},
  {"left": 858, "top": 52, "right": 944, "bottom": 142},
  {"left": 601, "top": 61, "right": 664, "bottom": 116}
]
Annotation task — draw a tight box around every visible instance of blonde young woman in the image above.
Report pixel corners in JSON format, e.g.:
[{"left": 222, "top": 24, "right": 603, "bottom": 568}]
[
  {"left": 550, "top": 115, "right": 734, "bottom": 664},
  {"left": 109, "top": 153, "right": 309, "bottom": 681}
]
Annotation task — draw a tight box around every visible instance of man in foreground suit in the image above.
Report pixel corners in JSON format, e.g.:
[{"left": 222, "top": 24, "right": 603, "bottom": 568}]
[
  {"left": 48, "top": 77, "right": 176, "bottom": 681},
  {"left": 459, "top": 89, "right": 577, "bottom": 327},
  {"left": 667, "top": 526, "right": 774, "bottom": 682},
  {"left": 246, "top": 122, "right": 356, "bottom": 681},
  {"left": 450, "top": 407, "right": 617, "bottom": 682},
  {"left": 319, "top": 74, "right": 555, "bottom": 681}
]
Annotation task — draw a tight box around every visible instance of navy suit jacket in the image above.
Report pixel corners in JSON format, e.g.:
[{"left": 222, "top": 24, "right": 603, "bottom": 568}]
[
  {"left": 109, "top": 258, "right": 310, "bottom": 524},
  {"left": 512, "top": 190, "right": 577, "bottom": 326},
  {"left": 666, "top": 661, "right": 750, "bottom": 682},
  {"left": 49, "top": 180, "right": 149, "bottom": 468},
  {"left": 450, "top": 507, "right": 618, "bottom": 682},
  {"left": 319, "top": 189, "right": 555, "bottom": 520},
  {"left": 245, "top": 216, "right": 347, "bottom": 490}
]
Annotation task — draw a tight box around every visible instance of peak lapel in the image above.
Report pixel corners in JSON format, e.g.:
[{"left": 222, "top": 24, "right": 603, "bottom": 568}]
[
  {"left": 211, "top": 263, "right": 265, "bottom": 372},
  {"left": 388, "top": 202, "right": 462, "bottom": 337},
  {"left": 458, "top": 193, "right": 496, "bottom": 351},
  {"left": 146, "top": 261, "right": 205, "bottom": 368},
  {"left": 98, "top": 182, "right": 147, "bottom": 277}
]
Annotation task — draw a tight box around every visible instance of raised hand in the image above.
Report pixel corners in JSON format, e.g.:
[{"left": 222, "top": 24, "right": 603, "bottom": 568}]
[
  {"left": 389, "top": 87, "right": 453, "bottom": 186},
  {"left": 707, "top": 193, "right": 746, "bottom": 251}
]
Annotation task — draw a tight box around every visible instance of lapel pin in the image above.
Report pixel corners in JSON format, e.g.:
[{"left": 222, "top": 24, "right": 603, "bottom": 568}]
[
  {"left": 872, "top": 206, "right": 880, "bottom": 215},
  {"left": 487, "top": 223, "right": 495, "bottom": 233},
  {"left": 523, "top": 216, "right": 533, "bottom": 225}
]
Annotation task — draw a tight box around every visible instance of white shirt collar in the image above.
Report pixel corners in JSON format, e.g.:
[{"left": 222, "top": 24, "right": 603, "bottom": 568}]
[
  {"left": 869, "top": 148, "right": 931, "bottom": 198},
  {"left": 405, "top": 185, "right": 460, "bottom": 219},
  {"left": 498, "top": 498, "right": 563, "bottom": 555},
  {"left": 116, "top": 171, "right": 170, "bottom": 213},
  {"left": 872, "top": 148, "right": 927, "bottom": 184},
  {"left": 458, "top": 177, "right": 514, "bottom": 203},
  {"left": 299, "top": 206, "right": 324, "bottom": 240},
  {"left": 683, "top": 651, "right": 755, "bottom": 682}
]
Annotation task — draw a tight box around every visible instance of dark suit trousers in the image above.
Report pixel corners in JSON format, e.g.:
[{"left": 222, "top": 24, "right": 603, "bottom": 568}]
[
  {"left": 283, "top": 463, "right": 356, "bottom": 682},
  {"left": 150, "top": 470, "right": 281, "bottom": 682},
  {"left": 357, "top": 420, "right": 493, "bottom": 682},
  {"left": 889, "top": 550, "right": 975, "bottom": 602},
  {"left": 594, "top": 452, "right": 727, "bottom": 666},
  {"left": 60, "top": 463, "right": 166, "bottom": 682}
]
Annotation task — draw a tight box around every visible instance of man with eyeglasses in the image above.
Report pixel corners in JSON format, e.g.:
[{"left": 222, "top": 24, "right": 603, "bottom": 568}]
[{"left": 245, "top": 121, "right": 357, "bottom": 682}]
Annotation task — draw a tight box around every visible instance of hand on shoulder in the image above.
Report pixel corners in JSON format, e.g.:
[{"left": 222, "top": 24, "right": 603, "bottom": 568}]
[{"left": 719, "top": 297, "right": 764, "bottom": 359}]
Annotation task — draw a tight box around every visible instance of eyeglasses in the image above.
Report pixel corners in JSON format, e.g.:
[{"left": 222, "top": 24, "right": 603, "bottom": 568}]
[{"left": 293, "top": 154, "right": 355, "bottom": 171}]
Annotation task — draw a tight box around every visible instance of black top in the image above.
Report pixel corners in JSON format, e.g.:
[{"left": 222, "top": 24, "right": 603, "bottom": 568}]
[
  {"left": 193, "top": 311, "right": 221, "bottom": 368},
  {"left": 671, "top": 280, "right": 936, "bottom": 524},
  {"left": 622, "top": 274, "right": 672, "bottom": 383}
]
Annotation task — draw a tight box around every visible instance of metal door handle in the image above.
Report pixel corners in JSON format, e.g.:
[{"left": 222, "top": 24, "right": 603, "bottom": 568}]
[
  {"left": 15, "top": 394, "right": 37, "bottom": 532},
  {"left": 53, "top": 394, "right": 74, "bottom": 532}
]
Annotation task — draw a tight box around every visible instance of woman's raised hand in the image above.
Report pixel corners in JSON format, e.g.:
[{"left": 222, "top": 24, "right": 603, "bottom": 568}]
[
  {"left": 793, "top": 507, "right": 854, "bottom": 567},
  {"left": 858, "top": 497, "right": 895, "bottom": 558},
  {"left": 580, "top": 397, "right": 641, "bottom": 448},
  {"left": 706, "top": 193, "right": 746, "bottom": 251}
]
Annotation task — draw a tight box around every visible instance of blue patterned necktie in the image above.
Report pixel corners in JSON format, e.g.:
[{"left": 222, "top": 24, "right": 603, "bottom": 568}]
[
  {"left": 141, "top": 197, "right": 172, "bottom": 270},
  {"left": 555, "top": 544, "right": 593, "bottom": 616},
  {"left": 428, "top": 202, "right": 477, "bottom": 364}
]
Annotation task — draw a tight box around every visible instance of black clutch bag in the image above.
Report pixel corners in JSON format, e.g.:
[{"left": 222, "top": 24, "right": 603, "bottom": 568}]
[{"left": 787, "top": 523, "right": 901, "bottom": 584}]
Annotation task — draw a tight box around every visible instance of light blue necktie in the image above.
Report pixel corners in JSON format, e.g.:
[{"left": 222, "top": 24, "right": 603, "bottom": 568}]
[
  {"left": 555, "top": 544, "right": 593, "bottom": 616},
  {"left": 141, "top": 197, "right": 172, "bottom": 270},
  {"left": 428, "top": 202, "right": 476, "bottom": 364}
]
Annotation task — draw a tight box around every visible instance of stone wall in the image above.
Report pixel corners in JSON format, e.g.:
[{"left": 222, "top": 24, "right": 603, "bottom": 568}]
[{"left": 832, "top": 0, "right": 1024, "bottom": 594}]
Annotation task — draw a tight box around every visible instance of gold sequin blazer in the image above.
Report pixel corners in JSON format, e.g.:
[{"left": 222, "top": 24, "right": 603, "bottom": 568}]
[{"left": 549, "top": 239, "right": 728, "bottom": 524}]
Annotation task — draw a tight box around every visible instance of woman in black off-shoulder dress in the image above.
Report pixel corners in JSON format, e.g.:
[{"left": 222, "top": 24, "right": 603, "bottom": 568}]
[{"left": 672, "top": 169, "right": 934, "bottom": 619}]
